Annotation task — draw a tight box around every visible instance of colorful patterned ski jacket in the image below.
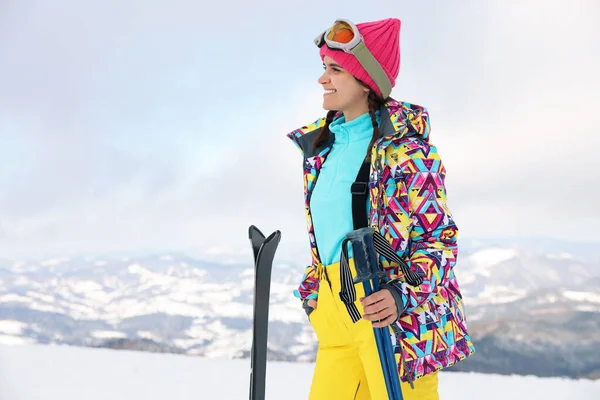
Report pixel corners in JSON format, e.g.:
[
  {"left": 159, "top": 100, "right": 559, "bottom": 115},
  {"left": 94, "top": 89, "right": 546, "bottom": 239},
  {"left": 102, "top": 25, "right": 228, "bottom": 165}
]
[{"left": 287, "top": 98, "right": 476, "bottom": 382}]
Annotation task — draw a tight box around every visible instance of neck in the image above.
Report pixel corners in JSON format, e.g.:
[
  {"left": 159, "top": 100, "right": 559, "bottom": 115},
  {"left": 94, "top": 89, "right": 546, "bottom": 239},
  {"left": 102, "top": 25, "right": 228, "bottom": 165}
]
[{"left": 342, "top": 102, "right": 370, "bottom": 123}]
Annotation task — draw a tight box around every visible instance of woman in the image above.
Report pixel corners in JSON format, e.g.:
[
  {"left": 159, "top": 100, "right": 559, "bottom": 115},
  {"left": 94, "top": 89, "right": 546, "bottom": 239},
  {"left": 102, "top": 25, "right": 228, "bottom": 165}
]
[{"left": 287, "top": 18, "right": 475, "bottom": 399}]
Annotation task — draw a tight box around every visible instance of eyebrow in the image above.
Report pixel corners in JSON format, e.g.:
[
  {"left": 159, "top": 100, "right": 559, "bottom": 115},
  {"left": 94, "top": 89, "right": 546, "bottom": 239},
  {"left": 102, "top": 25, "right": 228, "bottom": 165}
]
[{"left": 323, "top": 62, "right": 344, "bottom": 69}]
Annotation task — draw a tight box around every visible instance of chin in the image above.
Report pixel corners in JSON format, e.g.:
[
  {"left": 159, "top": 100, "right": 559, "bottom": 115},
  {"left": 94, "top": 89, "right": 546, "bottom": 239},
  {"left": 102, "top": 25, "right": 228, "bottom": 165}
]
[{"left": 322, "top": 100, "right": 337, "bottom": 111}]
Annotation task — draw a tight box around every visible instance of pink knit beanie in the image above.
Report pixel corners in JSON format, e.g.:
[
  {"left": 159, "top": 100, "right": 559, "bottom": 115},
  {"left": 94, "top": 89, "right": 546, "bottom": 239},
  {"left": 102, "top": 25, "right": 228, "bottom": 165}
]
[{"left": 319, "top": 18, "right": 401, "bottom": 99}]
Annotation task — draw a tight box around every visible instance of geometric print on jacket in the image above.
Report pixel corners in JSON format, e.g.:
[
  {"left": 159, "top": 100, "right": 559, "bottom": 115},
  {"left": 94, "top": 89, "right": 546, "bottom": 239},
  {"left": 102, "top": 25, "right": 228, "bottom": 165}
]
[{"left": 287, "top": 98, "right": 476, "bottom": 383}]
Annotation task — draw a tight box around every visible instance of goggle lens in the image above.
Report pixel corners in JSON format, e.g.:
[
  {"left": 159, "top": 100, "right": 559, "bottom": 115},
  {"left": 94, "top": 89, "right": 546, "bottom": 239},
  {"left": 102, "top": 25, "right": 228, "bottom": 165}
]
[{"left": 326, "top": 21, "right": 355, "bottom": 44}]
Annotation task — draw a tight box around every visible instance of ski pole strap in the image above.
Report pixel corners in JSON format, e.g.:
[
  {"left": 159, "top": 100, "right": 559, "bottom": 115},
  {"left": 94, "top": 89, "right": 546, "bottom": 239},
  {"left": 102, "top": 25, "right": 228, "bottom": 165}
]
[
  {"left": 338, "top": 231, "right": 424, "bottom": 323},
  {"left": 372, "top": 231, "right": 423, "bottom": 287},
  {"left": 339, "top": 238, "right": 362, "bottom": 323},
  {"left": 351, "top": 161, "right": 370, "bottom": 231}
]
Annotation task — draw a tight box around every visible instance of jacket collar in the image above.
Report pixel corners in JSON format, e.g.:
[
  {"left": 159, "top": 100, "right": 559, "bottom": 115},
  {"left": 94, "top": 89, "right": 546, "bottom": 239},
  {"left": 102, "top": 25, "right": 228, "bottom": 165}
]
[{"left": 286, "top": 98, "right": 430, "bottom": 157}]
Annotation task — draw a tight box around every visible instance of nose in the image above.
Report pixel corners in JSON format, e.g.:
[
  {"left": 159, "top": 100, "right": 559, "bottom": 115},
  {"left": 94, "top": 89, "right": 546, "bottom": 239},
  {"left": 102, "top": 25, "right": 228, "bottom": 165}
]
[{"left": 318, "top": 70, "right": 330, "bottom": 85}]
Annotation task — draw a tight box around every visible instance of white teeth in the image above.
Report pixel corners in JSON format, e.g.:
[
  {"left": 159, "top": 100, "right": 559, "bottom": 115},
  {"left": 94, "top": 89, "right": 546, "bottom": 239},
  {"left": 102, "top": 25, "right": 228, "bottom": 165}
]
[{"left": 325, "top": 89, "right": 337, "bottom": 94}]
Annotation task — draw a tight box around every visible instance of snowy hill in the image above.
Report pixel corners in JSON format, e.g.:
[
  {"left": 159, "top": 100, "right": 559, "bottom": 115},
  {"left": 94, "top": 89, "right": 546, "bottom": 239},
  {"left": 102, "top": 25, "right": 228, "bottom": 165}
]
[
  {"left": 0, "top": 240, "right": 599, "bottom": 379},
  {"left": 0, "top": 253, "right": 313, "bottom": 360},
  {"left": 0, "top": 343, "right": 599, "bottom": 400}
]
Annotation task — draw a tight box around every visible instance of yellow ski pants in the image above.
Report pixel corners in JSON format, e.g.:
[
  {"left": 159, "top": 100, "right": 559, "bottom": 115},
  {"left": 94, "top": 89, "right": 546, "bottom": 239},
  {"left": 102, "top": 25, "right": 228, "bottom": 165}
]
[{"left": 308, "top": 259, "right": 439, "bottom": 400}]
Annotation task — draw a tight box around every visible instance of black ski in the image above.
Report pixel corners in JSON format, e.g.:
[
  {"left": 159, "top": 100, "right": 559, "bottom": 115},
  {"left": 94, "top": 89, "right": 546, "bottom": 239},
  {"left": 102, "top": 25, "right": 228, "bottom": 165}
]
[{"left": 248, "top": 225, "right": 281, "bottom": 400}]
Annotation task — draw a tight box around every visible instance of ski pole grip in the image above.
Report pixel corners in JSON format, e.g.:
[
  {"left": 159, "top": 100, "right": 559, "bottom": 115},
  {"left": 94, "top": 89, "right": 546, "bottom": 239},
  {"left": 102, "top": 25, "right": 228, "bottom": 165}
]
[{"left": 346, "top": 227, "right": 381, "bottom": 284}]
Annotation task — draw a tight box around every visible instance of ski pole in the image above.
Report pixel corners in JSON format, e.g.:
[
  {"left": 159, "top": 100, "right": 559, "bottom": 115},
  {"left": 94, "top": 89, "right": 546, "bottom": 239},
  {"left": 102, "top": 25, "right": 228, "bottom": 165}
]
[
  {"left": 361, "top": 277, "right": 400, "bottom": 400},
  {"left": 371, "top": 269, "right": 404, "bottom": 399},
  {"left": 347, "top": 228, "right": 404, "bottom": 400}
]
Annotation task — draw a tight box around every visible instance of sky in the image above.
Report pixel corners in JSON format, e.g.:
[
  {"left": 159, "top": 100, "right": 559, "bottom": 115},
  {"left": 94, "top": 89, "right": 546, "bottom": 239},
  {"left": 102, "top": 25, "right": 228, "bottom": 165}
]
[{"left": 0, "top": 0, "right": 599, "bottom": 258}]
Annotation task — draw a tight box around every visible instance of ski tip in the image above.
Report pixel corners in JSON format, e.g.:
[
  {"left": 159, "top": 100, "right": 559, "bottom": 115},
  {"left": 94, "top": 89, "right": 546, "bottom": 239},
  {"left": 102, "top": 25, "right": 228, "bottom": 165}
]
[
  {"left": 265, "top": 230, "right": 282, "bottom": 244},
  {"left": 248, "top": 225, "right": 263, "bottom": 239}
]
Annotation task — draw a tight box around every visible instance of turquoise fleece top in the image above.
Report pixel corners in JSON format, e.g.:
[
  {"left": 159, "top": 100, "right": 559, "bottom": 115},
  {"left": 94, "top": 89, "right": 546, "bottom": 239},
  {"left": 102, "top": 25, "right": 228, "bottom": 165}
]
[{"left": 309, "top": 111, "right": 380, "bottom": 266}]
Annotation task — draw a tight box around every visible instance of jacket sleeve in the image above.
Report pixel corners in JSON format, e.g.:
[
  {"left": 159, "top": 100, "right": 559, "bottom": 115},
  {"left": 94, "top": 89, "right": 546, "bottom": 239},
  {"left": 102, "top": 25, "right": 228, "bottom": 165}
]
[
  {"left": 382, "top": 143, "right": 459, "bottom": 316},
  {"left": 293, "top": 265, "right": 320, "bottom": 301}
]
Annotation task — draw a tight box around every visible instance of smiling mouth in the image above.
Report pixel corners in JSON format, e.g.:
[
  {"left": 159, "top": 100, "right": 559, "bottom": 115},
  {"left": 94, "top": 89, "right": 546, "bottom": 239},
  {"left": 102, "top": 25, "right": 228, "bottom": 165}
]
[{"left": 324, "top": 89, "right": 337, "bottom": 96}]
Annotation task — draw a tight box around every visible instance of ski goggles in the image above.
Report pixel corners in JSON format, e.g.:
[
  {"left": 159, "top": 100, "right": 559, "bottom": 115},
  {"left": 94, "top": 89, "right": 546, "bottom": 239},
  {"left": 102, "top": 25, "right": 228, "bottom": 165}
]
[{"left": 314, "top": 19, "right": 392, "bottom": 99}]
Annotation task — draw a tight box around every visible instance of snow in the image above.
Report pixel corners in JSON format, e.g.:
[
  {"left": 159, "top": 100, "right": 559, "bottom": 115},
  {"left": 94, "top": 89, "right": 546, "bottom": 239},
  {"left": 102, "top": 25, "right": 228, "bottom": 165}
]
[
  {"left": 0, "top": 335, "right": 36, "bottom": 345},
  {"left": 9, "top": 262, "right": 38, "bottom": 273},
  {"left": 545, "top": 268, "right": 561, "bottom": 282},
  {"left": 468, "top": 247, "right": 517, "bottom": 275},
  {"left": 165, "top": 264, "right": 206, "bottom": 278},
  {"left": 540, "top": 294, "right": 559, "bottom": 304},
  {"left": 26, "top": 291, "right": 55, "bottom": 303},
  {"left": 287, "top": 325, "right": 319, "bottom": 359},
  {"left": 27, "top": 302, "right": 65, "bottom": 314},
  {"left": 172, "top": 338, "right": 206, "bottom": 349},
  {"left": 563, "top": 290, "right": 600, "bottom": 303},
  {"left": 547, "top": 252, "right": 575, "bottom": 260},
  {"left": 13, "top": 276, "right": 30, "bottom": 286},
  {"left": 127, "top": 263, "right": 167, "bottom": 284},
  {"left": 470, "top": 285, "right": 527, "bottom": 305},
  {"left": 0, "top": 343, "right": 598, "bottom": 400},
  {"left": 68, "top": 280, "right": 104, "bottom": 295},
  {"left": 0, "top": 294, "right": 31, "bottom": 303},
  {"left": 40, "top": 258, "right": 69, "bottom": 267},
  {"left": 268, "top": 282, "right": 309, "bottom": 323},
  {"left": 0, "top": 320, "right": 28, "bottom": 335},
  {"left": 136, "top": 331, "right": 162, "bottom": 342},
  {"left": 241, "top": 267, "right": 254, "bottom": 279},
  {"left": 576, "top": 305, "right": 600, "bottom": 312},
  {"left": 90, "top": 330, "right": 127, "bottom": 340},
  {"left": 104, "top": 296, "right": 210, "bottom": 320},
  {"left": 0, "top": 262, "right": 286, "bottom": 325}
]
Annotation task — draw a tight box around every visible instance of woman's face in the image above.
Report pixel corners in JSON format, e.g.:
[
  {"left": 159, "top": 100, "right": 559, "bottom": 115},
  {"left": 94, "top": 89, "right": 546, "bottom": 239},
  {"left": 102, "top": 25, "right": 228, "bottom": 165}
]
[{"left": 318, "top": 55, "right": 369, "bottom": 114}]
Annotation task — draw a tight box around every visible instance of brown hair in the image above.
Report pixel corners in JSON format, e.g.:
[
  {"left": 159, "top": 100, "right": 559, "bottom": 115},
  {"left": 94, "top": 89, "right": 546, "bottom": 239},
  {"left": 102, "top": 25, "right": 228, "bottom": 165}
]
[{"left": 312, "top": 81, "right": 386, "bottom": 162}]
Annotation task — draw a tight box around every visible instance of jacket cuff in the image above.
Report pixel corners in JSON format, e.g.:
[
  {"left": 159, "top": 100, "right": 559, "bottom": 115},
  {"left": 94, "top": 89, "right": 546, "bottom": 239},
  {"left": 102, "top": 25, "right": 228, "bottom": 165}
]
[
  {"left": 302, "top": 298, "right": 315, "bottom": 317},
  {"left": 381, "top": 282, "right": 407, "bottom": 321}
]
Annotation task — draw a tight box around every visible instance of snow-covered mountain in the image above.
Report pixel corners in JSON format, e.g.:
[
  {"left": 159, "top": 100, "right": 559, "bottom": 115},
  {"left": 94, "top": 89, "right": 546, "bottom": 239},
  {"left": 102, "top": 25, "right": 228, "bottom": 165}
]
[
  {"left": 0, "top": 239, "right": 599, "bottom": 378},
  {"left": 0, "top": 253, "right": 313, "bottom": 360},
  {"left": 457, "top": 244, "right": 599, "bottom": 306}
]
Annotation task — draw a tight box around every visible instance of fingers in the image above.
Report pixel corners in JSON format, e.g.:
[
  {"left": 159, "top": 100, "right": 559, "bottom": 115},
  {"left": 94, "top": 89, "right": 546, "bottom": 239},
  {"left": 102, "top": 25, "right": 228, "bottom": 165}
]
[
  {"left": 372, "top": 313, "right": 397, "bottom": 328},
  {"left": 360, "top": 290, "right": 389, "bottom": 306},
  {"left": 362, "top": 304, "right": 397, "bottom": 322},
  {"left": 360, "top": 291, "right": 395, "bottom": 315},
  {"left": 362, "top": 298, "right": 395, "bottom": 314},
  {"left": 307, "top": 299, "right": 318, "bottom": 309},
  {"left": 360, "top": 290, "right": 397, "bottom": 327}
]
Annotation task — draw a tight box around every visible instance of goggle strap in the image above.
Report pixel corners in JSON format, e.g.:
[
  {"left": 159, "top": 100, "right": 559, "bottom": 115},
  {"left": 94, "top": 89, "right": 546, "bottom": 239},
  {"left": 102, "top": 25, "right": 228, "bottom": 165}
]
[
  {"left": 314, "top": 31, "right": 326, "bottom": 47},
  {"left": 351, "top": 41, "right": 393, "bottom": 99}
]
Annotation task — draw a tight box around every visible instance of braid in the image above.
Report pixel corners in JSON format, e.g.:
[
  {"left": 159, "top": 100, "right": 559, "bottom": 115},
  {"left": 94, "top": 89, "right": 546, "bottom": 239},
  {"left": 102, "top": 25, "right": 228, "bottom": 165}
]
[
  {"left": 312, "top": 110, "right": 338, "bottom": 150},
  {"left": 366, "top": 91, "right": 383, "bottom": 162}
]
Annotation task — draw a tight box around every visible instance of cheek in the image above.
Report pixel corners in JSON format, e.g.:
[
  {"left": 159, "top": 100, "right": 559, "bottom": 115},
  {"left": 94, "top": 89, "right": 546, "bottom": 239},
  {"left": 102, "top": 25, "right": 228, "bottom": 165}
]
[
  {"left": 336, "top": 80, "right": 354, "bottom": 97},
  {"left": 350, "top": 86, "right": 366, "bottom": 102}
]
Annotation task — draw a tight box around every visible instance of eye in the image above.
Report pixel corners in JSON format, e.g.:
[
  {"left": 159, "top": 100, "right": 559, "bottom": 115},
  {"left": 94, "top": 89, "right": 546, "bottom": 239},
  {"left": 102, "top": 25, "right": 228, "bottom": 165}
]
[{"left": 322, "top": 65, "right": 341, "bottom": 72}]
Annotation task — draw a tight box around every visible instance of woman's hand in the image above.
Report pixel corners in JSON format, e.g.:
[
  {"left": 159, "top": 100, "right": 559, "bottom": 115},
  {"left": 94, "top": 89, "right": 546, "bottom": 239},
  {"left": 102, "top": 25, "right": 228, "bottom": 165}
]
[
  {"left": 360, "top": 288, "right": 398, "bottom": 328},
  {"left": 307, "top": 299, "right": 318, "bottom": 309}
]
